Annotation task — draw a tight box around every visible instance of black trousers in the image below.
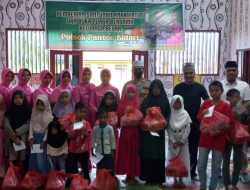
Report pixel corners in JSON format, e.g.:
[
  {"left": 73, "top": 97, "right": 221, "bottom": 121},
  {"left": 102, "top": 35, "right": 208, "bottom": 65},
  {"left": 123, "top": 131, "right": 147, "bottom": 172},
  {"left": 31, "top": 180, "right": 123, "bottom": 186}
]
[
  {"left": 223, "top": 140, "right": 243, "bottom": 186},
  {"left": 66, "top": 151, "right": 90, "bottom": 182},
  {"left": 188, "top": 120, "right": 200, "bottom": 178},
  {"left": 140, "top": 157, "right": 165, "bottom": 184}
]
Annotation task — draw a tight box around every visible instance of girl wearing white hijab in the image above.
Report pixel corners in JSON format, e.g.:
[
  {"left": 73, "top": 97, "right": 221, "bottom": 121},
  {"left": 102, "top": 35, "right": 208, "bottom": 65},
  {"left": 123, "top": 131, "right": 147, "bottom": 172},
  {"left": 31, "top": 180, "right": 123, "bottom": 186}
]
[
  {"left": 167, "top": 95, "right": 192, "bottom": 186},
  {"left": 28, "top": 94, "right": 53, "bottom": 172}
]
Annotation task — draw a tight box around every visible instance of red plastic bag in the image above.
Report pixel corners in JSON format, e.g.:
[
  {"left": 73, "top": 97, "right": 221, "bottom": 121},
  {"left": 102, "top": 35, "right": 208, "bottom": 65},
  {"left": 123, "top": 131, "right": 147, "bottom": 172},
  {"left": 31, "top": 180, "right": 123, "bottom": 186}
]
[
  {"left": 107, "top": 112, "right": 118, "bottom": 129},
  {"left": 91, "top": 169, "right": 118, "bottom": 190},
  {"left": 69, "top": 174, "right": 92, "bottom": 190},
  {"left": 227, "top": 120, "right": 250, "bottom": 144},
  {"left": 19, "top": 171, "right": 47, "bottom": 190},
  {"left": 200, "top": 111, "right": 230, "bottom": 137},
  {"left": 1, "top": 163, "right": 22, "bottom": 190},
  {"left": 165, "top": 156, "right": 188, "bottom": 177},
  {"left": 120, "top": 107, "right": 143, "bottom": 127},
  {"left": 140, "top": 107, "right": 167, "bottom": 132},
  {"left": 59, "top": 112, "right": 76, "bottom": 131},
  {"left": 95, "top": 112, "right": 118, "bottom": 129},
  {"left": 45, "top": 170, "right": 67, "bottom": 190}
]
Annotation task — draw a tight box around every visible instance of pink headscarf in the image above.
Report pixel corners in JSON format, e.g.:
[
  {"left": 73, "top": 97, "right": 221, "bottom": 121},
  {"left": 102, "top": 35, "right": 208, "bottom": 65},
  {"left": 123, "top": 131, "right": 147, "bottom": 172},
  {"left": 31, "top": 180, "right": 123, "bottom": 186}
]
[
  {"left": 11, "top": 68, "right": 34, "bottom": 107},
  {"left": 72, "top": 67, "right": 95, "bottom": 121},
  {"left": 90, "top": 68, "right": 120, "bottom": 125},
  {"left": 0, "top": 95, "right": 6, "bottom": 127},
  {"left": 1, "top": 68, "right": 14, "bottom": 87},
  {"left": 52, "top": 89, "right": 75, "bottom": 119},
  {"left": 50, "top": 69, "right": 72, "bottom": 103},
  {"left": 39, "top": 70, "right": 53, "bottom": 94},
  {"left": 0, "top": 68, "right": 14, "bottom": 107},
  {"left": 100, "top": 68, "right": 111, "bottom": 85},
  {"left": 118, "top": 84, "right": 140, "bottom": 116},
  {"left": 33, "top": 70, "right": 53, "bottom": 103},
  {"left": 59, "top": 69, "right": 72, "bottom": 88},
  {"left": 80, "top": 67, "right": 92, "bottom": 85}
]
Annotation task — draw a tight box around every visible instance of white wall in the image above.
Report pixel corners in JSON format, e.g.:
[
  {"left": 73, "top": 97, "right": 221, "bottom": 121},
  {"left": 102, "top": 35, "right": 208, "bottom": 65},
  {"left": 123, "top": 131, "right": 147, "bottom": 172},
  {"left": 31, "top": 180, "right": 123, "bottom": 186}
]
[
  {"left": 228, "top": 0, "right": 250, "bottom": 60},
  {"left": 0, "top": 0, "right": 231, "bottom": 96}
]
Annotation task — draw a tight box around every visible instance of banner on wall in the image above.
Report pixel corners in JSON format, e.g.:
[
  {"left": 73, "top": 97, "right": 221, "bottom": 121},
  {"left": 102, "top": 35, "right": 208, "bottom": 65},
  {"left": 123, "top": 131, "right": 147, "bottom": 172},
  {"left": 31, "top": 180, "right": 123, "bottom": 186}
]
[{"left": 45, "top": 1, "right": 184, "bottom": 51}]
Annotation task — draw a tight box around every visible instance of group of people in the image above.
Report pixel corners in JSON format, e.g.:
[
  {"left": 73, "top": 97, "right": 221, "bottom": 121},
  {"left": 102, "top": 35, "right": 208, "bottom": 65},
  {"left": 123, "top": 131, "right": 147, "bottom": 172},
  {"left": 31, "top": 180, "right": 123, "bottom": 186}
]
[{"left": 0, "top": 59, "right": 249, "bottom": 190}]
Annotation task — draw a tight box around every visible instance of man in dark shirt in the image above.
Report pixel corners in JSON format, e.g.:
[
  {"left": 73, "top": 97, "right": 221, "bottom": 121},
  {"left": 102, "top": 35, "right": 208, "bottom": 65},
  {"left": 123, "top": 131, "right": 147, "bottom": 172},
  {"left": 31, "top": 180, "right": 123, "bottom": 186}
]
[{"left": 173, "top": 62, "right": 209, "bottom": 181}]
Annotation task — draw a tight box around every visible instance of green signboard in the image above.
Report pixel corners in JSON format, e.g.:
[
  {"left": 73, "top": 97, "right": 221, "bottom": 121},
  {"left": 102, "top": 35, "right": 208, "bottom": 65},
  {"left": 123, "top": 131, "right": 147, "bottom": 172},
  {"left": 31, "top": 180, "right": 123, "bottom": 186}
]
[{"left": 45, "top": 1, "right": 184, "bottom": 50}]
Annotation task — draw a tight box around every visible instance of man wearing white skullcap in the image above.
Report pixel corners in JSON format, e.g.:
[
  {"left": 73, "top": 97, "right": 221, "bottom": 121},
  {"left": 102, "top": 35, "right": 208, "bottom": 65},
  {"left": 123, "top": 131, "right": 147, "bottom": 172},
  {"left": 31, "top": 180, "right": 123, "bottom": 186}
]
[{"left": 122, "top": 60, "right": 151, "bottom": 103}]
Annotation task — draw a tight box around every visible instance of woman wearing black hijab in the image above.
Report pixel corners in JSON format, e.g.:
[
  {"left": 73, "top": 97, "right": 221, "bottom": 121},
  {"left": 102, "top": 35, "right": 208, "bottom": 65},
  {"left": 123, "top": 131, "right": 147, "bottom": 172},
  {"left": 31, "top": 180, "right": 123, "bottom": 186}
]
[{"left": 139, "top": 79, "right": 171, "bottom": 185}]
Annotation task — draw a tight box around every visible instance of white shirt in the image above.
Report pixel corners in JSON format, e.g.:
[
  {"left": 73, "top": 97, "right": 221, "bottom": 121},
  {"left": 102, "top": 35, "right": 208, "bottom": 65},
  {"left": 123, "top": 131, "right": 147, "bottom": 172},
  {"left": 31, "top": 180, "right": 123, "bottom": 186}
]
[{"left": 221, "top": 79, "right": 250, "bottom": 101}]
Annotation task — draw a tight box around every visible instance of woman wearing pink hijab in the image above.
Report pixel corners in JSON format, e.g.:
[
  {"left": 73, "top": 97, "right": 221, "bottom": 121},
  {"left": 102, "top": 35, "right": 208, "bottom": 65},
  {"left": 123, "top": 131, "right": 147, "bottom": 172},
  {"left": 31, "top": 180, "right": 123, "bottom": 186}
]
[
  {"left": 0, "top": 95, "right": 6, "bottom": 178},
  {"left": 50, "top": 69, "right": 73, "bottom": 106},
  {"left": 72, "top": 67, "right": 95, "bottom": 122},
  {"left": 33, "top": 70, "right": 53, "bottom": 103},
  {"left": 90, "top": 68, "right": 120, "bottom": 126},
  {"left": 11, "top": 68, "right": 34, "bottom": 107},
  {"left": 0, "top": 68, "right": 14, "bottom": 107}
]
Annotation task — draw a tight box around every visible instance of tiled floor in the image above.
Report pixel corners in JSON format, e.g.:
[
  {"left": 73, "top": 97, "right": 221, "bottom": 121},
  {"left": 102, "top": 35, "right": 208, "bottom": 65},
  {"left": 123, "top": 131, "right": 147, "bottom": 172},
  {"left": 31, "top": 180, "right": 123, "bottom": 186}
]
[{"left": 89, "top": 168, "right": 250, "bottom": 189}]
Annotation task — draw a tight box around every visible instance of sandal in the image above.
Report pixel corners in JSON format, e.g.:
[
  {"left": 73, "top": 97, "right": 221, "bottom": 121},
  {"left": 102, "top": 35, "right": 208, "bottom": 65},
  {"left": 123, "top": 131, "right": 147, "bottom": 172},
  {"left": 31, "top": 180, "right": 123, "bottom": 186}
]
[{"left": 240, "top": 175, "right": 249, "bottom": 183}]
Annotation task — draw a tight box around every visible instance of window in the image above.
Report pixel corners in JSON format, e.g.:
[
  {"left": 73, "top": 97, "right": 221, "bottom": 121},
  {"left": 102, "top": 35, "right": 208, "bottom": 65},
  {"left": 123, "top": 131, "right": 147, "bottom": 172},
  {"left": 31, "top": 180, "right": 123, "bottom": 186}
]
[
  {"left": 7, "top": 29, "right": 49, "bottom": 73},
  {"left": 155, "top": 31, "right": 220, "bottom": 75}
]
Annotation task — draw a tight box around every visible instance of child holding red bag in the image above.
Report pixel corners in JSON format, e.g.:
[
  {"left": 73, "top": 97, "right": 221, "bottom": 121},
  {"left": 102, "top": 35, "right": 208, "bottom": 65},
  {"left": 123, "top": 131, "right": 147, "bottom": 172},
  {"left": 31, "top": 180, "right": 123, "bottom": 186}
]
[
  {"left": 116, "top": 84, "right": 142, "bottom": 184},
  {"left": 139, "top": 79, "right": 170, "bottom": 185},
  {"left": 197, "top": 81, "right": 233, "bottom": 190},
  {"left": 66, "top": 102, "right": 92, "bottom": 183},
  {"left": 222, "top": 88, "right": 246, "bottom": 190},
  {"left": 167, "top": 95, "right": 191, "bottom": 187}
]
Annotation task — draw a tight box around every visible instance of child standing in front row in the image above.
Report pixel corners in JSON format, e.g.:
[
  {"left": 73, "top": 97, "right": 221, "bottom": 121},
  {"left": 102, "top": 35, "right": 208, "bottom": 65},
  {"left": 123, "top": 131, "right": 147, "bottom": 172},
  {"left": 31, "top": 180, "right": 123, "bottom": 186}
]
[
  {"left": 4, "top": 90, "right": 31, "bottom": 163},
  {"left": 28, "top": 94, "right": 53, "bottom": 173},
  {"left": 66, "top": 102, "right": 92, "bottom": 183},
  {"left": 167, "top": 95, "right": 191, "bottom": 187},
  {"left": 223, "top": 89, "right": 245, "bottom": 190},
  {"left": 91, "top": 109, "right": 116, "bottom": 173},
  {"left": 197, "top": 81, "right": 233, "bottom": 190},
  {"left": 116, "top": 84, "right": 141, "bottom": 184},
  {"left": 47, "top": 90, "right": 74, "bottom": 170}
]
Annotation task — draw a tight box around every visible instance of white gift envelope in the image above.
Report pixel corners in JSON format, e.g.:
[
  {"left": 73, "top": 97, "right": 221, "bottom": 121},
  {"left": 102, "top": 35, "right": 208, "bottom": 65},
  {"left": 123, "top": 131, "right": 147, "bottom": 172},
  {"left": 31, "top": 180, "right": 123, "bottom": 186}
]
[
  {"left": 31, "top": 144, "right": 43, "bottom": 154},
  {"left": 204, "top": 105, "right": 215, "bottom": 117},
  {"left": 90, "top": 152, "right": 104, "bottom": 164},
  {"left": 73, "top": 122, "right": 84, "bottom": 130},
  {"left": 13, "top": 141, "right": 26, "bottom": 152},
  {"left": 150, "top": 132, "right": 160, "bottom": 137}
]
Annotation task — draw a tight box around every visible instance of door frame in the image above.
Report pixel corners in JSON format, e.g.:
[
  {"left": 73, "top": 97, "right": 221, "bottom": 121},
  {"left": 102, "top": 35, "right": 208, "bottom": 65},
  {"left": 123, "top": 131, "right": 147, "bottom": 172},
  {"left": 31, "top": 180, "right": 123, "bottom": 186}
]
[{"left": 50, "top": 50, "right": 83, "bottom": 87}]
